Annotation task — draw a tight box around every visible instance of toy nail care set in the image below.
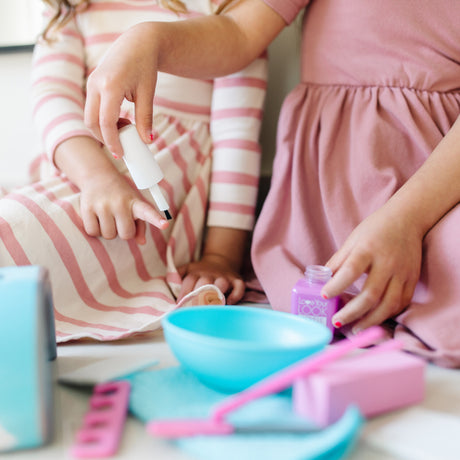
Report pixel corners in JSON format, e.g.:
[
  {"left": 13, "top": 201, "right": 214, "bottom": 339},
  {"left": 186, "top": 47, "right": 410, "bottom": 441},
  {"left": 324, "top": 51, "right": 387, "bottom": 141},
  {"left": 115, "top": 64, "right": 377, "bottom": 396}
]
[
  {"left": 126, "top": 309, "right": 425, "bottom": 460},
  {"left": 0, "top": 266, "right": 426, "bottom": 460}
]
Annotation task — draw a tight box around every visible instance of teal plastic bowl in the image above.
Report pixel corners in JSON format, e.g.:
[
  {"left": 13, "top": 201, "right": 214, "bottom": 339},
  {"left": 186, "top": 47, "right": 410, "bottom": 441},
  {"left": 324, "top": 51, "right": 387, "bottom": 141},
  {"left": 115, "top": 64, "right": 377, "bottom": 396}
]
[{"left": 162, "top": 306, "right": 332, "bottom": 393}]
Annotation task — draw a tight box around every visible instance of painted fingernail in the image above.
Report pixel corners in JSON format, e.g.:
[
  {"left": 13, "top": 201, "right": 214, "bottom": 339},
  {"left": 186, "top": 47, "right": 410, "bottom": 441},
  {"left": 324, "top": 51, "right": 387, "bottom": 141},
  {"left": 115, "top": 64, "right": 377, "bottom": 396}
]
[
  {"left": 149, "top": 133, "right": 154, "bottom": 141},
  {"left": 321, "top": 293, "right": 328, "bottom": 299},
  {"left": 159, "top": 219, "right": 169, "bottom": 229},
  {"left": 334, "top": 321, "right": 342, "bottom": 328}
]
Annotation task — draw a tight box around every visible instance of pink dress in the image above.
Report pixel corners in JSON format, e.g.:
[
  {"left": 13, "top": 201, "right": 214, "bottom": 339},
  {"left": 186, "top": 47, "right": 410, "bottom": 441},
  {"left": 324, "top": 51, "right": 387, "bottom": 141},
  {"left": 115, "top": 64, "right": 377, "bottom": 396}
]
[{"left": 252, "top": 0, "right": 460, "bottom": 367}]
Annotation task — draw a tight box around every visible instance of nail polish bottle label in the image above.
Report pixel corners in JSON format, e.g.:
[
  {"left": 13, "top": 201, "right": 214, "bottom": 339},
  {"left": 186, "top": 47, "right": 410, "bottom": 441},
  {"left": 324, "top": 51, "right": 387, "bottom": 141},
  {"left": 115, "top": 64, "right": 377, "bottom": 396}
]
[{"left": 291, "top": 265, "right": 339, "bottom": 333}]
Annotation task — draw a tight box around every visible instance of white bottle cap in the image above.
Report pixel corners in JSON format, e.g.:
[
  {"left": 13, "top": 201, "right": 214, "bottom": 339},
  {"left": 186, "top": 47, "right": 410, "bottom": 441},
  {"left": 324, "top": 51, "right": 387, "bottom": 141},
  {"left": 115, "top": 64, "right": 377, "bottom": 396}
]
[
  {"left": 118, "top": 124, "right": 171, "bottom": 219},
  {"left": 119, "top": 124, "right": 163, "bottom": 189}
]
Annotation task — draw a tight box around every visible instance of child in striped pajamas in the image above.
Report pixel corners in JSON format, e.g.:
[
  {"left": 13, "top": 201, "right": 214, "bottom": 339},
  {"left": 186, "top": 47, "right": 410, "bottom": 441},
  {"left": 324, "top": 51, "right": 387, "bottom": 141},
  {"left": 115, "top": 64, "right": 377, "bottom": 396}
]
[{"left": 0, "top": 0, "right": 267, "bottom": 342}]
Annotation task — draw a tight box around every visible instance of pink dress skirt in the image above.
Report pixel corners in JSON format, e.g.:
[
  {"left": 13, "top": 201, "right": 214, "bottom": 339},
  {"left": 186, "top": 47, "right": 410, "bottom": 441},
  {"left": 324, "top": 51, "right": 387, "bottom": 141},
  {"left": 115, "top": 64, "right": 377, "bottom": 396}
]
[{"left": 252, "top": 0, "right": 460, "bottom": 367}]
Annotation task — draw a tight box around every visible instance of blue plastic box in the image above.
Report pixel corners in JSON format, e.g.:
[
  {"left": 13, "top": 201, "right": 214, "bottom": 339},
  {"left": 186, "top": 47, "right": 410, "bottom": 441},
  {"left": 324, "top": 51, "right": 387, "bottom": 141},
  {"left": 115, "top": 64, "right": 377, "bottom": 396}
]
[{"left": 0, "top": 266, "right": 56, "bottom": 451}]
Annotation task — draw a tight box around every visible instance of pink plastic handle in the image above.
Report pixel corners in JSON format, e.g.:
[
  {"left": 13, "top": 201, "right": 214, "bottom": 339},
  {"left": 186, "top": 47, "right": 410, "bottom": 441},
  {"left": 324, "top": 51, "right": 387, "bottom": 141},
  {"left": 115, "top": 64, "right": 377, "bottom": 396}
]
[
  {"left": 147, "top": 419, "right": 234, "bottom": 438},
  {"left": 211, "top": 326, "right": 386, "bottom": 422},
  {"left": 70, "top": 381, "right": 130, "bottom": 458}
]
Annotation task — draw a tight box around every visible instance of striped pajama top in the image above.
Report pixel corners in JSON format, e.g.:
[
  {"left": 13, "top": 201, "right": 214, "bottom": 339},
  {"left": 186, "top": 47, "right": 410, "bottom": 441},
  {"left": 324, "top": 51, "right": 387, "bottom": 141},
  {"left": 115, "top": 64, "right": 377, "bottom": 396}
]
[{"left": 0, "top": 0, "right": 267, "bottom": 341}]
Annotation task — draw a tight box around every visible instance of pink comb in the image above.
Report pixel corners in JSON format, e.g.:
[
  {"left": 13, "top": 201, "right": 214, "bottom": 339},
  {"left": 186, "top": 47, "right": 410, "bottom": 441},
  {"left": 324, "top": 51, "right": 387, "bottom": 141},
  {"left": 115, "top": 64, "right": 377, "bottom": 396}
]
[
  {"left": 70, "top": 380, "right": 130, "bottom": 458},
  {"left": 148, "top": 326, "right": 401, "bottom": 438}
]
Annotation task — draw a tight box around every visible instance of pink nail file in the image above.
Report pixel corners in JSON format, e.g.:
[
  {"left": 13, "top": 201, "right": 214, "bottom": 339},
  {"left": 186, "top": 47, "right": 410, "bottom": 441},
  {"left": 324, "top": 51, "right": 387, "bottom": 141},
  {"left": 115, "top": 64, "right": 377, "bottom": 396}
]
[
  {"left": 70, "top": 381, "right": 130, "bottom": 458},
  {"left": 292, "top": 346, "right": 425, "bottom": 427}
]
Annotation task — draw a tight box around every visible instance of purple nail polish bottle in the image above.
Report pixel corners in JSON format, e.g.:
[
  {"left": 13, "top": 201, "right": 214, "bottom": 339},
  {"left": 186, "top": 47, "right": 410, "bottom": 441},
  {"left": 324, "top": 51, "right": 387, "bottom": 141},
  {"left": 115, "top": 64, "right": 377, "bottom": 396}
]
[{"left": 291, "top": 265, "right": 339, "bottom": 333}]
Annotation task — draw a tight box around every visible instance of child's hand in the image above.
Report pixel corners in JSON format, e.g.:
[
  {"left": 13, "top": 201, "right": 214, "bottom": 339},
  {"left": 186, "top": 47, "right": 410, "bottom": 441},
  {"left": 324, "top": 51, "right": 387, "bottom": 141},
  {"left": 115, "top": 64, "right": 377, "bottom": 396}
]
[
  {"left": 321, "top": 204, "right": 423, "bottom": 333},
  {"left": 85, "top": 23, "right": 159, "bottom": 157},
  {"left": 177, "top": 253, "right": 246, "bottom": 305},
  {"left": 80, "top": 170, "right": 168, "bottom": 244}
]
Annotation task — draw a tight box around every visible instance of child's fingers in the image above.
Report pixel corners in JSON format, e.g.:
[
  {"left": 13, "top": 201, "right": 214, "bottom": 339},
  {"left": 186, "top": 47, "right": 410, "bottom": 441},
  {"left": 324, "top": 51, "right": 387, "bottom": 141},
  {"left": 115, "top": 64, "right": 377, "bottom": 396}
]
[
  {"left": 131, "top": 200, "right": 169, "bottom": 229},
  {"left": 402, "top": 276, "right": 418, "bottom": 308},
  {"left": 194, "top": 276, "right": 214, "bottom": 290},
  {"left": 177, "top": 273, "right": 199, "bottom": 302},
  {"left": 213, "top": 277, "right": 230, "bottom": 297},
  {"left": 176, "top": 264, "right": 189, "bottom": 278},
  {"left": 325, "top": 228, "right": 359, "bottom": 272},
  {"left": 178, "top": 274, "right": 242, "bottom": 305},
  {"left": 325, "top": 243, "right": 351, "bottom": 273},
  {"left": 114, "top": 211, "right": 137, "bottom": 240},
  {"left": 81, "top": 208, "right": 102, "bottom": 238},
  {"left": 134, "top": 219, "right": 147, "bottom": 245},
  {"left": 134, "top": 81, "right": 155, "bottom": 144},
  {"left": 349, "top": 276, "right": 405, "bottom": 333},
  {"left": 331, "top": 264, "right": 390, "bottom": 327},
  {"left": 98, "top": 209, "right": 117, "bottom": 240},
  {"left": 321, "top": 252, "right": 370, "bottom": 300},
  {"left": 99, "top": 91, "right": 126, "bottom": 158},
  {"left": 84, "top": 72, "right": 125, "bottom": 158},
  {"left": 226, "top": 278, "right": 246, "bottom": 305}
]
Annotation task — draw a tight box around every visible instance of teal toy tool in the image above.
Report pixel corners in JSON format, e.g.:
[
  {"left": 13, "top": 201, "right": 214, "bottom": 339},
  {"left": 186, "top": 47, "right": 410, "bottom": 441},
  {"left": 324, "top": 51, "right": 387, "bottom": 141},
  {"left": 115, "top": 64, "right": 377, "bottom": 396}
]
[{"left": 0, "top": 266, "right": 56, "bottom": 452}]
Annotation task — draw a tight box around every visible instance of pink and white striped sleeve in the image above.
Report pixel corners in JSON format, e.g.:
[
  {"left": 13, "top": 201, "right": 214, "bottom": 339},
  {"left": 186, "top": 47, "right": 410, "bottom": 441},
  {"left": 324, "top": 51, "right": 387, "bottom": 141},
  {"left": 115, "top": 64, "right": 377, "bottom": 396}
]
[
  {"left": 208, "top": 53, "right": 268, "bottom": 231},
  {"left": 31, "top": 12, "right": 94, "bottom": 165}
]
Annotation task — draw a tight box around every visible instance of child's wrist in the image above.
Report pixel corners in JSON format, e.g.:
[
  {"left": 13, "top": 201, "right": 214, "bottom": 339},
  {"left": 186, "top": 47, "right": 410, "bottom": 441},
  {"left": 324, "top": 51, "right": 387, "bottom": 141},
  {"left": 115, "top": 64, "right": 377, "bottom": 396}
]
[
  {"left": 201, "top": 252, "right": 241, "bottom": 273},
  {"left": 384, "top": 195, "right": 431, "bottom": 242}
]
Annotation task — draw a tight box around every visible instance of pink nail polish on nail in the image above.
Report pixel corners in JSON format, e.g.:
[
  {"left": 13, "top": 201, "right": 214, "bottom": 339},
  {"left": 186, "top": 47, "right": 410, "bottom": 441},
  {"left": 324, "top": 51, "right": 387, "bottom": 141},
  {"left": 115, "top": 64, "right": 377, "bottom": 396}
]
[
  {"left": 149, "top": 133, "right": 154, "bottom": 141},
  {"left": 334, "top": 321, "right": 342, "bottom": 328}
]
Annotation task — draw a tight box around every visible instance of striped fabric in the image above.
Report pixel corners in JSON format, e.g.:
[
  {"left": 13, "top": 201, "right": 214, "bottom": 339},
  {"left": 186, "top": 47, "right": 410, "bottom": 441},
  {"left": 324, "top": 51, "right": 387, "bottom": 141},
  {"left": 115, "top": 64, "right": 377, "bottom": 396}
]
[{"left": 0, "top": 0, "right": 267, "bottom": 342}]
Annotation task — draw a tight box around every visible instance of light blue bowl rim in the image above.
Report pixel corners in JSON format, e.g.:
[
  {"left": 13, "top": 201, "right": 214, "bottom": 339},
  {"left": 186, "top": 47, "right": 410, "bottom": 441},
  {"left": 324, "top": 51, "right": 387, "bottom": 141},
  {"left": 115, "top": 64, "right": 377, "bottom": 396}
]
[{"left": 162, "top": 305, "right": 332, "bottom": 352}]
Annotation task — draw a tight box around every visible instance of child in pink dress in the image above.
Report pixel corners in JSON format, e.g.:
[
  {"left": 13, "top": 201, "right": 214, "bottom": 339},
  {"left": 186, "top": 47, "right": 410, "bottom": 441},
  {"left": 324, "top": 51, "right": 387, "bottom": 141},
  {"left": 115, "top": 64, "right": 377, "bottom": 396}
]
[
  {"left": 86, "top": 0, "right": 460, "bottom": 367},
  {"left": 0, "top": 0, "right": 267, "bottom": 342}
]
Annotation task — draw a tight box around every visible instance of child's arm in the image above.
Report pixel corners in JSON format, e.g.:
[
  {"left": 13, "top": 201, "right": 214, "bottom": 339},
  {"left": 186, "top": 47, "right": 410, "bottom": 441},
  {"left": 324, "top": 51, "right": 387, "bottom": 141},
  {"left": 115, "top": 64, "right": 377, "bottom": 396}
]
[
  {"left": 31, "top": 10, "right": 92, "bottom": 166},
  {"left": 178, "top": 227, "right": 248, "bottom": 304},
  {"left": 84, "top": 0, "right": 285, "bottom": 157},
  {"left": 31, "top": 9, "right": 166, "bottom": 239},
  {"left": 322, "top": 116, "right": 460, "bottom": 333},
  {"left": 178, "top": 50, "right": 268, "bottom": 303}
]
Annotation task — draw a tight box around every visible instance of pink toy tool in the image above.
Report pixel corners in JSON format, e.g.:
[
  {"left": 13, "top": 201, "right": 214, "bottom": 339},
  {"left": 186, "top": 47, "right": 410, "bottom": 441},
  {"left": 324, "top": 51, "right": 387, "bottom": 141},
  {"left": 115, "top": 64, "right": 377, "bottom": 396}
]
[
  {"left": 148, "top": 326, "right": 402, "bottom": 438},
  {"left": 293, "top": 346, "right": 425, "bottom": 426},
  {"left": 70, "top": 381, "right": 130, "bottom": 458}
]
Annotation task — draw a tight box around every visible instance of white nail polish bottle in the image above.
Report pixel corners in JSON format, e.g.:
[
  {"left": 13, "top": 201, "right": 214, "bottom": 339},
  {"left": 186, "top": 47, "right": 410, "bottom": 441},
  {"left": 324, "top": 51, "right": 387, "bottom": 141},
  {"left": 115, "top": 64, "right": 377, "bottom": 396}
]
[{"left": 118, "top": 124, "right": 172, "bottom": 220}]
